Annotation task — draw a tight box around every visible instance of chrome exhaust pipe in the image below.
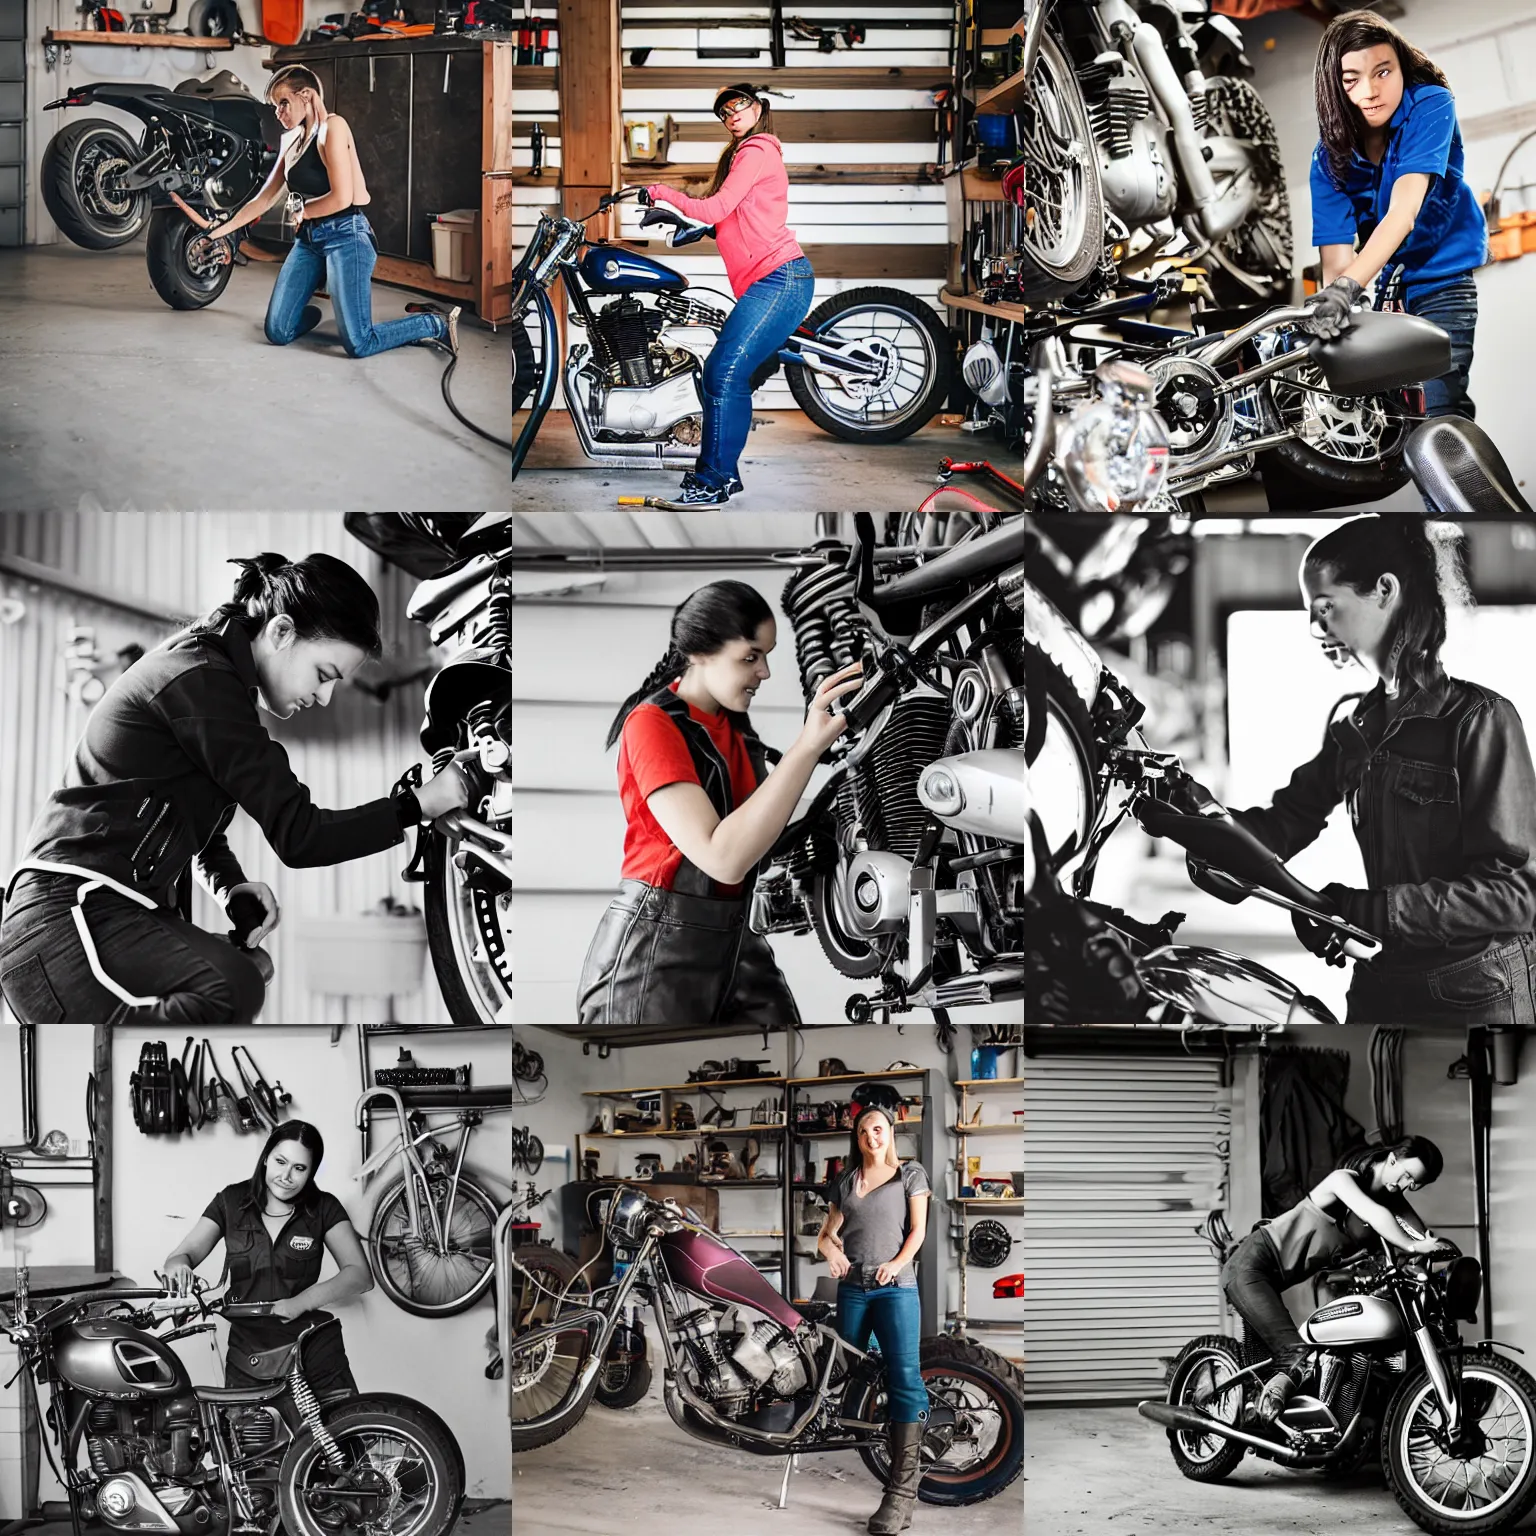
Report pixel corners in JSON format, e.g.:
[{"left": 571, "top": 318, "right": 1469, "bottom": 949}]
[
  {"left": 920, "top": 960, "right": 1026, "bottom": 1008},
  {"left": 1137, "top": 1400, "right": 1304, "bottom": 1462}
]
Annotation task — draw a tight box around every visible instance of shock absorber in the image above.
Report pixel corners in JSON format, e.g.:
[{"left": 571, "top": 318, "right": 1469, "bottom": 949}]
[
  {"left": 466, "top": 701, "right": 510, "bottom": 776},
  {"left": 288, "top": 1370, "right": 347, "bottom": 1473},
  {"left": 483, "top": 577, "right": 511, "bottom": 656}
]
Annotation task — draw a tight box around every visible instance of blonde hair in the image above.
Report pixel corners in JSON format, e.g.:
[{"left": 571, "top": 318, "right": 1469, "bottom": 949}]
[{"left": 267, "top": 65, "right": 325, "bottom": 105}]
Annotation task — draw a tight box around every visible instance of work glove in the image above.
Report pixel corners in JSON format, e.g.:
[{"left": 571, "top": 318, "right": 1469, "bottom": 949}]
[
  {"left": 1303, "top": 276, "right": 1364, "bottom": 341},
  {"left": 1291, "top": 883, "right": 1384, "bottom": 966}
]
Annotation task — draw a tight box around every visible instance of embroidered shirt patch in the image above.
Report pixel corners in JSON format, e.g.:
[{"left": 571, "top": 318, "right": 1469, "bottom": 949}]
[{"left": 289, "top": 1235, "right": 315, "bottom": 1251}]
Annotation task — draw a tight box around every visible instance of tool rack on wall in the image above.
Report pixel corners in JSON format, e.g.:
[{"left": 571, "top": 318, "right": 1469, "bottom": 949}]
[{"left": 951, "top": 1075, "right": 1023, "bottom": 1366}]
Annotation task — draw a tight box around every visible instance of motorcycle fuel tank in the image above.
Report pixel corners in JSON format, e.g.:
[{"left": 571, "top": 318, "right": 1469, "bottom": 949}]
[
  {"left": 918, "top": 749, "right": 1026, "bottom": 843},
  {"left": 578, "top": 246, "right": 687, "bottom": 295},
  {"left": 1301, "top": 1295, "right": 1406, "bottom": 1347},
  {"left": 659, "top": 1229, "right": 805, "bottom": 1333},
  {"left": 55, "top": 1320, "right": 191, "bottom": 1399},
  {"left": 1137, "top": 943, "right": 1340, "bottom": 1026}
]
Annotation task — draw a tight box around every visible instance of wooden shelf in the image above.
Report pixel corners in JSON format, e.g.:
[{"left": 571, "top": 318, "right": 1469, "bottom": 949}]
[
  {"left": 621, "top": 65, "right": 947, "bottom": 90},
  {"left": 788, "top": 1069, "right": 928, "bottom": 1087},
  {"left": 952, "top": 1197, "right": 1023, "bottom": 1208},
  {"left": 796, "top": 1121, "right": 923, "bottom": 1139},
  {"left": 584, "top": 1077, "right": 785, "bottom": 1096},
  {"left": 583, "top": 1125, "right": 786, "bottom": 1139},
  {"left": 949, "top": 1124, "right": 1023, "bottom": 1135},
  {"left": 44, "top": 27, "right": 232, "bottom": 47},
  {"left": 954, "top": 1077, "right": 1025, "bottom": 1087},
  {"left": 973, "top": 65, "right": 1028, "bottom": 116},
  {"left": 939, "top": 288, "right": 1033, "bottom": 325}
]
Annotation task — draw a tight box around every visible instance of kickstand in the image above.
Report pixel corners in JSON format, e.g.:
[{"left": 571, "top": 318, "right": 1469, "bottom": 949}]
[{"left": 769, "top": 1453, "right": 800, "bottom": 1510}]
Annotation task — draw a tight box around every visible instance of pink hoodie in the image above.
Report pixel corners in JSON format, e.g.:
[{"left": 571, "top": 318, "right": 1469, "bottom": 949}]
[{"left": 648, "top": 135, "right": 806, "bottom": 297}]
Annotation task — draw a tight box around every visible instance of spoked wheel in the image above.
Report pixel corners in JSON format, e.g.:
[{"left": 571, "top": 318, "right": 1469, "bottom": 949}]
[
  {"left": 1383, "top": 1356, "right": 1536, "bottom": 1534},
  {"left": 1164, "top": 1335, "right": 1249, "bottom": 1482},
  {"left": 368, "top": 1172, "right": 499, "bottom": 1317},
  {"left": 424, "top": 820, "right": 512, "bottom": 1027},
  {"left": 786, "top": 288, "right": 953, "bottom": 443},
  {"left": 279, "top": 1404, "right": 461, "bottom": 1536},
  {"left": 511, "top": 1310, "right": 602, "bottom": 1451},
  {"left": 852, "top": 1336, "right": 1024, "bottom": 1506}
]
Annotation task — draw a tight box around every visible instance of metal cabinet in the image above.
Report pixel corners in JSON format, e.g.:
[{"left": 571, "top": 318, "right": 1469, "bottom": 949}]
[{"left": 0, "top": 0, "right": 22, "bottom": 245}]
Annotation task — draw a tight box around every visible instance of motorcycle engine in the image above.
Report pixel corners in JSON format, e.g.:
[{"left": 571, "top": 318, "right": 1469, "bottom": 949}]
[
  {"left": 1078, "top": 58, "right": 1177, "bottom": 225},
  {"left": 677, "top": 1308, "right": 813, "bottom": 1417},
  {"left": 589, "top": 295, "right": 669, "bottom": 388}
]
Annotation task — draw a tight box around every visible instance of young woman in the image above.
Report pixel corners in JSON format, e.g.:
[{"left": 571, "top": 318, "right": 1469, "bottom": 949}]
[
  {"left": 194, "top": 65, "right": 458, "bottom": 360},
  {"left": 817, "top": 1090, "right": 932, "bottom": 1535},
  {"left": 163, "top": 1120, "right": 373, "bottom": 1398},
  {"left": 0, "top": 552, "right": 472, "bottom": 1023},
  {"left": 577, "top": 580, "right": 862, "bottom": 1025},
  {"left": 1306, "top": 12, "right": 1488, "bottom": 417},
  {"left": 1230, "top": 516, "right": 1536, "bottom": 1024},
  {"left": 1222, "top": 1137, "right": 1446, "bottom": 1424},
  {"left": 644, "top": 84, "right": 815, "bottom": 505}
]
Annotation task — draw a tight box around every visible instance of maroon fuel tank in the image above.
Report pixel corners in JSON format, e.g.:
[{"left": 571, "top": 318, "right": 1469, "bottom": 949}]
[
  {"left": 659, "top": 1229, "right": 805, "bottom": 1332},
  {"left": 53, "top": 1320, "right": 192, "bottom": 1400}
]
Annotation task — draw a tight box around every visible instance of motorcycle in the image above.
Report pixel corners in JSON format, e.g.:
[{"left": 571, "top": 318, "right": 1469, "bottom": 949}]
[
  {"left": 343, "top": 512, "right": 512, "bottom": 1026},
  {"left": 989, "top": 0, "right": 1290, "bottom": 306},
  {"left": 0, "top": 1269, "right": 465, "bottom": 1536},
  {"left": 510, "top": 1184, "right": 1024, "bottom": 1509},
  {"left": 505, "top": 187, "right": 955, "bottom": 479},
  {"left": 1139, "top": 1236, "right": 1536, "bottom": 1535},
  {"left": 41, "top": 72, "right": 280, "bottom": 310}
]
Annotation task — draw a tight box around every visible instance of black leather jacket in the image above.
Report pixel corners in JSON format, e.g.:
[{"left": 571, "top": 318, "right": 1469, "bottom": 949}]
[
  {"left": 14, "top": 616, "right": 403, "bottom": 909},
  {"left": 1237, "top": 669, "right": 1536, "bottom": 971}
]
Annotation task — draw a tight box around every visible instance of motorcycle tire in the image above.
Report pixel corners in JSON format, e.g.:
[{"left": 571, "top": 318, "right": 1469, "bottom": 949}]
[
  {"left": 187, "top": 0, "right": 241, "bottom": 36},
  {"left": 40, "top": 120, "right": 149, "bottom": 249},
  {"left": 1381, "top": 1352, "right": 1536, "bottom": 1535},
  {"left": 145, "top": 207, "right": 234, "bottom": 310},
  {"left": 1004, "top": 32, "right": 1105, "bottom": 301},
  {"left": 368, "top": 1171, "right": 499, "bottom": 1317},
  {"left": 511, "top": 317, "right": 539, "bottom": 417},
  {"left": 810, "top": 867, "right": 892, "bottom": 979},
  {"left": 594, "top": 1332, "right": 652, "bottom": 1409},
  {"left": 1163, "top": 1334, "right": 1249, "bottom": 1483},
  {"left": 423, "top": 821, "right": 512, "bottom": 1027},
  {"left": 785, "top": 287, "right": 954, "bottom": 444},
  {"left": 511, "top": 1321, "right": 603, "bottom": 1452},
  {"left": 279, "top": 1399, "right": 461, "bottom": 1536},
  {"left": 1023, "top": 621, "right": 1099, "bottom": 870},
  {"left": 852, "top": 1335, "right": 1023, "bottom": 1506}
]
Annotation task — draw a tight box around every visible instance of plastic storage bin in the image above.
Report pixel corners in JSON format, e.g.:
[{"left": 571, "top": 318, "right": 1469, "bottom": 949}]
[{"left": 430, "top": 208, "right": 479, "bottom": 282}]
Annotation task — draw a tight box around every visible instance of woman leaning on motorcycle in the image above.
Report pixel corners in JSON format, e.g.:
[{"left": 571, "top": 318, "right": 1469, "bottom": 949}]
[
  {"left": 643, "top": 84, "right": 815, "bottom": 505},
  {"left": 1222, "top": 1137, "right": 1446, "bottom": 1426},
  {"left": 0, "top": 553, "right": 471, "bottom": 1024},
  {"left": 163, "top": 1119, "right": 371, "bottom": 1399},
  {"left": 578, "top": 580, "right": 863, "bottom": 1025},
  {"left": 1215, "top": 515, "right": 1536, "bottom": 1025},
  {"left": 817, "top": 1090, "right": 932, "bottom": 1536}
]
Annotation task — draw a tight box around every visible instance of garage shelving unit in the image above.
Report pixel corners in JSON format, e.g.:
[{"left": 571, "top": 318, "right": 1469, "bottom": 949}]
[
  {"left": 950, "top": 1076, "right": 1022, "bottom": 1366},
  {"left": 786, "top": 1067, "right": 937, "bottom": 1337},
  {"left": 575, "top": 1074, "right": 790, "bottom": 1275}
]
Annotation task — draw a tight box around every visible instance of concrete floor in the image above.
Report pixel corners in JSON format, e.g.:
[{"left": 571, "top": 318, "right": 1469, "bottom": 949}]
[
  {"left": 0, "top": 242, "right": 510, "bottom": 511},
  {"left": 512, "top": 1386, "right": 1022, "bottom": 1536},
  {"left": 12, "top": 1502, "right": 507, "bottom": 1536},
  {"left": 1027, "top": 1406, "right": 1536, "bottom": 1535}
]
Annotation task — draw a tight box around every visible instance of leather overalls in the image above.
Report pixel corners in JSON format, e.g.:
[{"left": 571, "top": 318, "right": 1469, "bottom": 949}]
[{"left": 577, "top": 687, "right": 802, "bottom": 1026}]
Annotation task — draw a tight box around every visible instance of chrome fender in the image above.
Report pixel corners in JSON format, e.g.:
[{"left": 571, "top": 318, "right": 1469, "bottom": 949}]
[{"left": 1138, "top": 944, "right": 1340, "bottom": 1026}]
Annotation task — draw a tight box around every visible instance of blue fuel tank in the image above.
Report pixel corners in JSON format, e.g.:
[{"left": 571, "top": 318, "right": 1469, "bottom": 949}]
[{"left": 578, "top": 246, "right": 687, "bottom": 295}]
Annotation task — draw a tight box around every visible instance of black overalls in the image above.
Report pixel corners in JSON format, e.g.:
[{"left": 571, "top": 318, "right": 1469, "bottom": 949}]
[
  {"left": 203, "top": 1182, "right": 358, "bottom": 1401},
  {"left": 577, "top": 687, "right": 802, "bottom": 1026}
]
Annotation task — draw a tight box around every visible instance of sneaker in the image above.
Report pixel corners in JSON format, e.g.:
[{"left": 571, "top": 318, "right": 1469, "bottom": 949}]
[
  {"left": 443, "top": 305, "right": 461, "bottom": 357},
  {"left": 408, "top": 301, "right": 459, "bottom": 358},
  {"left": 673, "top": 478, "right": 733, "bottom": 506},
  {"left": 726, "top": 477, "right": 744, "bottom": 496}
]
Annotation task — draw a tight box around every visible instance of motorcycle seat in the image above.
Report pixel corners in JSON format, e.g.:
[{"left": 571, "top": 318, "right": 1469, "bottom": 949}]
[
  {"left": 194, "top": 1381, "right": 289, "bottom": 1403},
  {"left": 1405, "top": 417, "right": 1534, "bottom": 516},
  {"left": 868, "top": 518, "right": 1028, "bottom": 615}
]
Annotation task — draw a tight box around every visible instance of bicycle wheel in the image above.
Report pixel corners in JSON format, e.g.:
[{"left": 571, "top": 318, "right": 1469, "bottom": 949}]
[{"left": 369, "top": 1172, "right": 500, "bottom": 1317}]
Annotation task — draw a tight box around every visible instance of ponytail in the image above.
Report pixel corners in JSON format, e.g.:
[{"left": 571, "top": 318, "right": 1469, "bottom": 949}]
[
  {"left": 196, "top": 551, "right": 383, "bottom": 658},
  {"left": 605, "top": 646, "right": 686, "bottom": 749}
]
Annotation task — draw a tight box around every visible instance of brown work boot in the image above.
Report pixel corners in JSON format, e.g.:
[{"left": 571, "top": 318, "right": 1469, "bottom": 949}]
[
  {"left": 868, "top": 1420, "right": 923, "bottom": 1534},
  {"left": 1245, "top": 1369, "right": 1297, "bottom": 1426}
]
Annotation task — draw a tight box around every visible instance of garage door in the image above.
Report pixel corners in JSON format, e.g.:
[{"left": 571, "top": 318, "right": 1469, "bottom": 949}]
[{"left": 1024, "top": 1054, "right": 1231, "bottom": 1402}]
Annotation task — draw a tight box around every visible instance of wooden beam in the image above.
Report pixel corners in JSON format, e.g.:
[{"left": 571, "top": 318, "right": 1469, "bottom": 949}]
[
  {"left": 557, "top": 0, "right": 622, "bottom": 217},
  {"left": 93, "top": 1026, "right": 111, "bottom": 1274},
  {"left": 44, "top": 27, "right": 231, "bottom": 47},
  {"left": 484, "top": 41, "right": 515, "bottom": 323}
]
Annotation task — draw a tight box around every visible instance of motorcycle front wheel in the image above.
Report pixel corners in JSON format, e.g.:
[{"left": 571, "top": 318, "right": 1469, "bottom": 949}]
[
  {"left": 1163, "top": 1334, "right": 1249, "bottom": 1482},
  {"left": 424, "top": 821, "right": 512, "bottom": 1026},
  {"left": 786, "top": 287, "right": 953, "bottom": 443},
  {"left": 146, "top": 207, "right": 234, "bottom": 310},
  {"left": 40, "top": 120, "right": 148, "bottom": 249},
  {"left": 1382, "top": 1353, "right": 1536, "bottom": 1535},
  {"left": 850, "top": 1335, "right": 1024, "bottom": 1506},
  {"left": 279, "top": 1401, "right": 461, "bottom": 1536}
]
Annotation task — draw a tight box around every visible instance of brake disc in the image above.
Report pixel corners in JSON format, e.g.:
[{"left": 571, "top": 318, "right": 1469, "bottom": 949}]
[{"left": 1148, "top": 355, "right": 1233, "bottom": 470}]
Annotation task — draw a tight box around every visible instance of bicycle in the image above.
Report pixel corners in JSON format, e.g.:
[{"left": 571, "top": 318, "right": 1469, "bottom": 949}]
[{"left": 354, "top": 1087, "right": 505, "bottom": 1318}]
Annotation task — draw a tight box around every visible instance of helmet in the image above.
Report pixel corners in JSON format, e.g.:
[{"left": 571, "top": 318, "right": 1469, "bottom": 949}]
[
  {"left": 607, "top": 1187, "right": 653, "bottom": 1242},
  {"left": 850, "top": 1081, "right": 904, "bottom": 1120}
]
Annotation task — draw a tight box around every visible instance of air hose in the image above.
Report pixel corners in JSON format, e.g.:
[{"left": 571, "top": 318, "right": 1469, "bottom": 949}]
[{"left": 442, "top": 353, "right": 513, "bottom": 451}]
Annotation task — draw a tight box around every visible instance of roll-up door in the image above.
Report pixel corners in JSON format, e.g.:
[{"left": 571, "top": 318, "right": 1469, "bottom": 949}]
[{"left": 1024, "top": 1054, "right": 1231, "bottom": 1401}]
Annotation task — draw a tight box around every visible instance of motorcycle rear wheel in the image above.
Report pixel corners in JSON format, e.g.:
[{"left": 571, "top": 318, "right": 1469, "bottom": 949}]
[
  {"left": 424, "top": 822, "right": 512, "bottom": 1026},
  {"left": 851, "top": 1335, "right": 1024, "bottom": 1506},
  {"left": 279, "top": 1402, "right": 460, "bottom": 1536},
  {"left": 40, "top": 120, "right": 149, "bottom": 249},
  {"left": 1199, "top": 77, "right": 1293, "bottom": 307},
  {"left": 1164, "top": 1335, "right": 1249, "bottom": 1482},
  {"left": 146, "top": 207, "right": 234, "bottom": 310}
]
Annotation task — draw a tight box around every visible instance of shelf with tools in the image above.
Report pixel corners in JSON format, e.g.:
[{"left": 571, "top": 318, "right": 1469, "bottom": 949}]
[{"left": 952, "top": 1072, "right": 1023, "bottom": 1362}]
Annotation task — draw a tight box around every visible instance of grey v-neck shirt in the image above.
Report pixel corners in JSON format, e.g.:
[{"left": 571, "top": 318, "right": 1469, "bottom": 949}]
[{"left": 831, "top": 1161, "right": 931, "bottom": 1285}]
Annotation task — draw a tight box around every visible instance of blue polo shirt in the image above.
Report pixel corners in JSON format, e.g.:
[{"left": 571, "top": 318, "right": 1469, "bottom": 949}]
[{"left": 1309, "top": 82, "right": 1488, "bottom": 299}]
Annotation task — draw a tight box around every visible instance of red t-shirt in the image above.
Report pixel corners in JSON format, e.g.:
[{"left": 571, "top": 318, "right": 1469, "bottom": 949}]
[{"left": 618, "top": 684, "right": 760, "bottom": 894}]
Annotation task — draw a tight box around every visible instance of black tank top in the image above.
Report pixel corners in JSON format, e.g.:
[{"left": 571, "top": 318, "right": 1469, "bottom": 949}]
[{"left": 287, "top": 131, "right": 332, "bottom": 200}]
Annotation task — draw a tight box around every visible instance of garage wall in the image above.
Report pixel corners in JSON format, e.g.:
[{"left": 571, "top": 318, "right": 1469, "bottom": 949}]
[
  {"left": 0, "top": 513, "right": 455, "bottom": 1025},
  {"left": 510, "top": 558, "right": 1022, "bottom": 1026},
  {"left": 0, "top": 1024, "right": 512, "bottom": 1512}
]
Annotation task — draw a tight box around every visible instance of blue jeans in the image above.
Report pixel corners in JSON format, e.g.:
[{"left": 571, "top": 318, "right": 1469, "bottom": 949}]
[
  {"left": 1405, "top": 273, "right": 1477, "bottom": 420},
  {"left": 837, "top": 1278, "right": 928, "bottom": 1424},
  {"left": 264, "top": 210, "right": 447, "bottom": 358},
  {"left": 696, "top": 256, "right": 814, "bottom": 489}
]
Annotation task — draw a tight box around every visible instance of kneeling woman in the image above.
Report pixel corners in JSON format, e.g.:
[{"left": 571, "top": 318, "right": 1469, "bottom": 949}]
[
  {"left": 164, "top": 1120, "right": 372, "bottom": 1398},
  {"left": 1232, "top": 516, "right": 1536, "bottom": 1024},
  {"left": 1222, "top": 1137, "right": 1444, "bottom": 1423},
  {"left": 577, "top": 580, "right": 862, "bottom": 1024},
  {"left": 0, "top": 552, "right": 470, "bottom": 1023}
]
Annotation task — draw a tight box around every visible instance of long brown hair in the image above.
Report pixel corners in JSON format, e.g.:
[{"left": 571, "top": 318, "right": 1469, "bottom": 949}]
[
  {"left": 1314, "top": 11, "right": 1449, "bottom": 188},
  {"left": 706, "top": 87, "right": 776, "bottom": 196}
]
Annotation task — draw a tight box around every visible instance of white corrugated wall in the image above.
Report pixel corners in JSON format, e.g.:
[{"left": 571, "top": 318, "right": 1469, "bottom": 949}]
[
  {"left": 1024, "top": 1055, "right": 1232, "bottom": 1402},
  {"left": 0, "top": 513, "right": 454, "bottom": 1025}
]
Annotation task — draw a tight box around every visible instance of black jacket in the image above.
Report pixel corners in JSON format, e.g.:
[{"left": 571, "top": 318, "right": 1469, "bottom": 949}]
[
  {"left": 17, "top": 617, "right": 403, "bottom": 909},
  {"left": 1237, "top": 668, "right": 1536, "bottom": 969}
]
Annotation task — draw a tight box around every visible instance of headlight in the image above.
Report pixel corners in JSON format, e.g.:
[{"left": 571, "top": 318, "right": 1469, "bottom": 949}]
[
  {"left": 607, "top": 1187, "right": 652, "bottom": 1243},
  {"left": 1056, "top": 362, "right": 1171, "bottom": 512}
]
